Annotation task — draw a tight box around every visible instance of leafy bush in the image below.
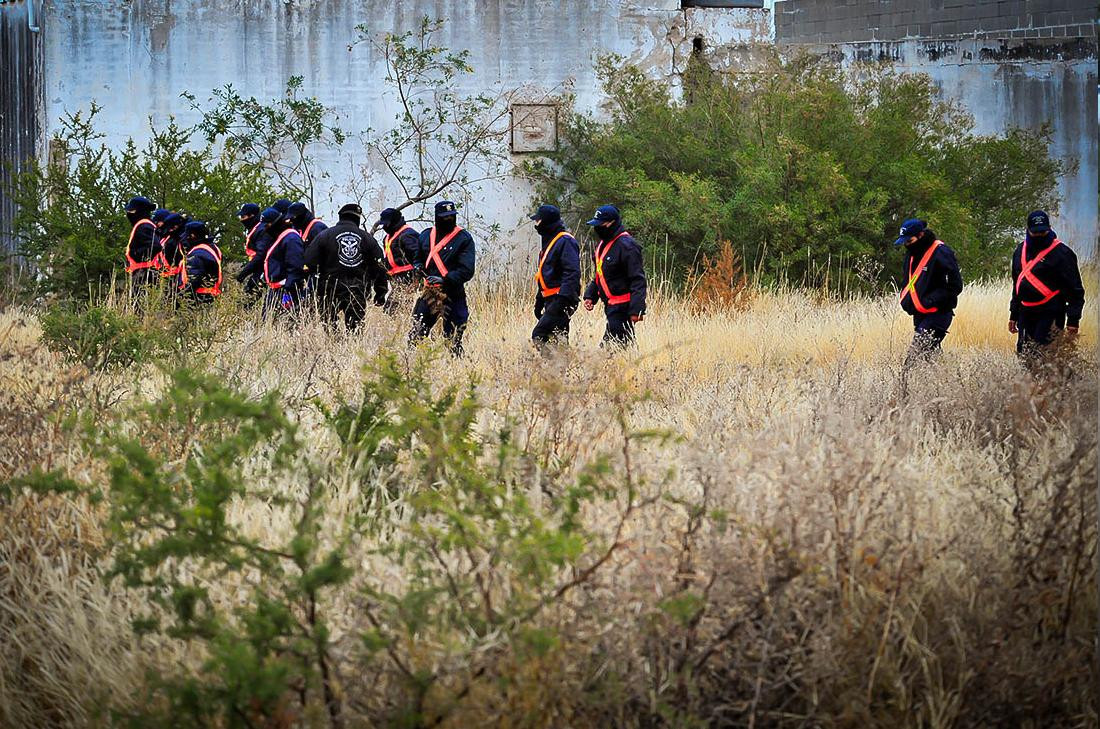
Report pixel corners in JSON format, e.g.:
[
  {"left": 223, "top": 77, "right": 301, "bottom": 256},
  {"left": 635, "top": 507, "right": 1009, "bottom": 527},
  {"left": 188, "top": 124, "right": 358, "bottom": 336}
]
[
  {"left": 39, "top": 303, "right": 166, "bottom": 372},
  {"left": 6, "top": 103, "right": 277, "bottom": 301},
  {"left": 533, "top": 52, "right": 1064, "bottom": 290},
  {"left": 21, "top": 350, "right": 659, "bottom": 727}
]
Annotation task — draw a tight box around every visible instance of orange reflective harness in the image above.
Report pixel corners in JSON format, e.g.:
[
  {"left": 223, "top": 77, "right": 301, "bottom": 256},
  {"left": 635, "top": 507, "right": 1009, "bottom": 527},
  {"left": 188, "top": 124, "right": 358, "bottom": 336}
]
[
  {"left": 594, "top": 230, "right": 631, "bottom": 306},
  {"left": 302, "top": 218, "right": 322, "bottom": 245},
  {"left": 535, "top": 231, "right": 569, "bottom": 297},
  {"left": 244, "top": 222, "right": 262, "bottom": 260},
  {"left": 125, "top": 219, "right": 158, "bottom": 273},
  {"left": 899, "top": 240, "right": 943, "bottom": 314},
  {"left": 1016, "top": 238, "right": 1062, "bottom": 307},
  {"left": 264, "top": 229, "right": 298, "bottom": 289},
  {"left": 384, "top": 224, "right": 415, "bottom": 275},
  {"left": 179, "top": 243, "right": 223, "bottom": 296},
  {"left": 426, "top": 226, "right": 463, "bottom": 279}
]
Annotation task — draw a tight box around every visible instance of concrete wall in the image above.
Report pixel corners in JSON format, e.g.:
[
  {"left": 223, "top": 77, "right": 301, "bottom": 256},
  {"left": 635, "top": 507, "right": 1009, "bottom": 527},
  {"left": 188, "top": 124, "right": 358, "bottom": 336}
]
[
  {"left": 774, "top": 0, "right": 1098, "bottom": 256},
  {"left": 0, "top": 0, "right": 44, "bottom": 260},
  {"left": 774, "top": 0, "right": 1097, "bottom": 44},
  {"left": 2, "top": 0, "right": 771, "bottom": 272}
]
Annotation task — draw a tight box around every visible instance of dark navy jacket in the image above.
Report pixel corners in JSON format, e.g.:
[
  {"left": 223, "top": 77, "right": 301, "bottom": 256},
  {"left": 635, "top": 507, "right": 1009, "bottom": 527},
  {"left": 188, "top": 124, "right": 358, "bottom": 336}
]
[
  {"left": 534, "top": 221, "right": 581, "bottom": 304},
  {"left": 583, "top": 225, "right": 647, "bottom": 317},
  {"left": 236, "top": 227, "right": 275, "bottom": 284},
  {"left": 301, "top": 218, "right": 328, "bottom": 249},
  {"left": 263, "top": 229, "right": 306, "bottom": 290},
  {"left": 1009, "top": 233, "right": 1085, "bottom": 326},
  {"left": 384, "top": 225, "right": 421, "bottom": 274},
  {"left": 127, "top": 219, "right": 160, "bottom": 266},
  {"left": 161, "top": 231, "right": 185, "bottom": 272},
  {"left": 899, "top": 232, "right": 963, "bottom": 319},
  {"left": 181, "top": 243, "right": 222, "bottom": 300},
  {"left": 416, "top": 226, "right": 475, "bottom": 298}
]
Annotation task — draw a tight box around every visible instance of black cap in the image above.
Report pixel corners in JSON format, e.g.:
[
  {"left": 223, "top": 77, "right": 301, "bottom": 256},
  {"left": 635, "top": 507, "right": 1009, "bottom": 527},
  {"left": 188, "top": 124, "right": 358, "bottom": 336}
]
[
  {"left": 586, "top": 205, "right": 620, "bottom": 226},
  {"left": 434, "top": 200, "right": 458, "bottom": 218},
  {"left": 338, "top": 203, "right": 363, "bottom": 222},
  {"left": 376, "top": 207, "right": 401, "bottom": 227},
  {"left": 125, "top": 196, "right": 155, "bottom": 214},
  {"left": 238, "top": 203, "right": 261, "bottom": 218},
  {"left": 260, "top": 207, "right": 283, "bottom": 224},
  {"left": 1026, "top": 210, "right": 1051, "bottom": 235},
  {"left": 529, "top": 204, "right": 561, "bottom": 223},
  {"left": 184, "top": 220, "right": 209, "bottom": 240},
  {"left": 271, "top": 198, "right": 292, "bottom": 214}
]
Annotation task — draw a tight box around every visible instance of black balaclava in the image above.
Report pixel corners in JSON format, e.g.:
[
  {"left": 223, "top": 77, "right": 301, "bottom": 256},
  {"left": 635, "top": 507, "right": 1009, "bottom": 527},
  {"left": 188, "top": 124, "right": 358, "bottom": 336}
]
[
  {"left": 594, "top": 218, "right": 622, "bottom": 242},
  {"left": 382, "top": 212, "right": 405, "bottom": 236},
  {"left": 435, "top": 213, "right": 457, "bottom": 237},
  {"left": 534, "top": 211, "right": 562, "bottom": 237},
  {"left": 125, "top": 197, "right": 154, "bottom": 226}
]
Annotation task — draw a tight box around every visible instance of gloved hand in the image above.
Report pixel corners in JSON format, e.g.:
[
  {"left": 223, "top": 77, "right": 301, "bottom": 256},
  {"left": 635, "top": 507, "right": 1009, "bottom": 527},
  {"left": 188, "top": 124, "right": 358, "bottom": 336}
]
[
  {"left": 534, "top": 301, "right": 544, "bottom": 320},
  {"left": 425, "top": 275, "right": 444, "bottom": 287}
]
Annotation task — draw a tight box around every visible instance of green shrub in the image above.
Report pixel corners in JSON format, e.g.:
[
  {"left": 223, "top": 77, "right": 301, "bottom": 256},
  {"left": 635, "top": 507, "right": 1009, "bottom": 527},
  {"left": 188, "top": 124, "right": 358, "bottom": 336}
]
[
  {"left": 39, "top": 303, "right": 166, "bottom": 372},
  {"left": 533, "top": 52, "right": 1064, "bottom": 291}
]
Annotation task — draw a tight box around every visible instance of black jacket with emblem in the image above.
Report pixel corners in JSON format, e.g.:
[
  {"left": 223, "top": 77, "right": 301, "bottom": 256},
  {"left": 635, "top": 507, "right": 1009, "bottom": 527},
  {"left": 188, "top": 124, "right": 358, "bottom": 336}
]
[{"left": 305, "top": 218, "right": 388, "bottom": 304}]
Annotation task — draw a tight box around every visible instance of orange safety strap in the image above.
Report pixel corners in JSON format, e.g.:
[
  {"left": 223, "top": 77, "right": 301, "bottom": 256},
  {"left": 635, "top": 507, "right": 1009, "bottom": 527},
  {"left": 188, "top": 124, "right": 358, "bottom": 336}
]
[
  {"left": 125, "top": 219, "right": 158, "bottom": 273},
  {"left": 594, "top": 230, "right": 631, "bottom": 306},
  {"left": 303, "top": 218, "right": 322, "bottom": 244},
  {"left": 245, "top": 222, "right": 261, "bottom": 259},
  {"left": 264, "top": 229, "right": 297, "bottom": 289},
  {"left": 535, "top": 231, "right": 569, "bottom": 297},
  {"left": 384, "top": 224, "right": 415, "bottom": 275},
  {"left": 1015, "top": 238, "right": 1062, "bottom": 307},
  {"left": 427, "top": 226, "right": 463, "bottom": 278},
  {"left": 899, "top": 240, "right": 942, "bottom": 314},
  {"left": 179, "top": 243, "right": 223, "bottom": 296}
]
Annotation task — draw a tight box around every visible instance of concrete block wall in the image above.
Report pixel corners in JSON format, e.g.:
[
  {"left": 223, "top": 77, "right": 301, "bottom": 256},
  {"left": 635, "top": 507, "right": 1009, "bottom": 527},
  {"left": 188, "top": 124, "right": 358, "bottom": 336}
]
[{"left": 774, "top": 0, "right": 1097, "bottom": 44}]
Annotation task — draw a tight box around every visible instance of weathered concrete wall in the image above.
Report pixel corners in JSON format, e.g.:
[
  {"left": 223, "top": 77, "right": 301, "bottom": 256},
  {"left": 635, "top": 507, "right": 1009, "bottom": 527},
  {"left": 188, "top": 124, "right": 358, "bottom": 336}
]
[
  {"left": 774, "top": 0, "right": 1097, "bottom": 44},
  {"left": 774, "top": 0, "right": 1098, "bottom": 256},
  {"left": 0, "top": 0, "right": 44, "bottom": 256},
  {"left": 20, "top": 0, "right": 770, "bottom": 272}
]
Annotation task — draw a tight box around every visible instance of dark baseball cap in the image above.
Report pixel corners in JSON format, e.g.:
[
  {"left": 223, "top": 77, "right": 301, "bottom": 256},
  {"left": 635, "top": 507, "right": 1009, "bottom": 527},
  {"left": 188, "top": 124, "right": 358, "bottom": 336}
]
[
  {"left": 238, "top": 202, "right": 261, "bottom": 218},
  {"left": 434, "top": 200, "right": 459, "bottom": 217},
  {"left": 586, "top": 204, "right": 620, "bottom": 226},
  {"left": 529, "top": 204, "right": 561, "bottom": 222},
  {"left": 1026, "top": 210, "right": 1051, "bottom": 234},
  {"left": 894, "top": 218, "right": 926, "bottom": 246},
  {"left": 376, "top": 207, "right": 401, "bottom": 227}
]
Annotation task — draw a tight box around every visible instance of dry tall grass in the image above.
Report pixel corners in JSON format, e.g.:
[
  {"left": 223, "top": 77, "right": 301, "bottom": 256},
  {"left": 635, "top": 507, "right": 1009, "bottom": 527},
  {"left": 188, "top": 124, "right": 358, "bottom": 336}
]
[{"left": 0, "top": 278, "right": 1096, "bottom": 727}]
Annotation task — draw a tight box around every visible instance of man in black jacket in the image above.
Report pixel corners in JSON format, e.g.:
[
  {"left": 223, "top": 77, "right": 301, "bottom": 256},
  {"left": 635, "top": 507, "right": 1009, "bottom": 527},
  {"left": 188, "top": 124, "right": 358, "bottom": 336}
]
[
  {"left": 123, "top": 196, "right": 160, "bottom": 294},
  {"left": 582, "top": 205, "right": 647, "bottom": 347},
  {"left": 895, "top": 218, "right": 964, "bottom": 366},
  {"left": 236, "top": 207, "right": 280, "bottom": 297},
  {"left": 305, "top": 203, "right": 388, "bottom": 330},
  {"left": 178, "top": 221, "right": 223, "bottom": 304},
  {"left": 1009, "top": 210, "right": 1085, "bottom": 362},
  {"left": 376, "top": 207, "right": 421, "bottom": 315},
  {"left": 408, "top": 200, "right": 476, "bottom": 356},
  {"left": 529, "top": 204, "right": 581, "bottom": 348}
]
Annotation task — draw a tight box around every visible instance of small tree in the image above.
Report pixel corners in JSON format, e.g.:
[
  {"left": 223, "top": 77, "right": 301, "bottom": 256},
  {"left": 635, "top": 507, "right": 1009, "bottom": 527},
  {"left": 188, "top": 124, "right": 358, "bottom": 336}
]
[
  {"left": 352, "top": 17, "right": 523, "bottom": 227},
  {"left": 6, "top": 104, "right": 276, "bottom": 300},
  {"left": 187, "top": 76, "right": 345, "bottom": 210}
]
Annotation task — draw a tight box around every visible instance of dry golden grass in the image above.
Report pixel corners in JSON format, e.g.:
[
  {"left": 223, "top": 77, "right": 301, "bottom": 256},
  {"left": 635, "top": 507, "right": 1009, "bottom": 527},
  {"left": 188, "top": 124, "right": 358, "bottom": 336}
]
[{"left": 0, "top": 277, "right": 1096, "bottom": 727}]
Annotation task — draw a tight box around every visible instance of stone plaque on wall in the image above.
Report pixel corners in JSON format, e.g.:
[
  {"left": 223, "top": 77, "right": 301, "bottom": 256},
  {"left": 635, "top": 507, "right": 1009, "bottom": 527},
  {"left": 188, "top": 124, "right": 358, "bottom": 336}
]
[{"left": 510, "top": 103, "right": 558, "bottom": 153}]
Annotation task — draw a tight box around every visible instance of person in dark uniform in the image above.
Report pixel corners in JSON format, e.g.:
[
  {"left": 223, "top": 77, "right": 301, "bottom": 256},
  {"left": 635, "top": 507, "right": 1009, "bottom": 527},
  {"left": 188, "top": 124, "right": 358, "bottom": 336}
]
[
  {"left": 158, "top": 213, "right": 188, "bottom": 284},
  {"left": 305, "top": 203, "right": 388, "bottom": 330},
  {"left": 178, "top": 221, "right": 223, "bottom": 304},
  {"left": 582, "top": 205, "right": 647, "bottom": 347},
  {"left": 236, "top": 207, "right": 280, "bottom": 297},
  {"left": 894, "top": 218, "right": 964, "bottom": 367},
  {"left": 259, "top": 207, "right": 306, "bottom": 317},
  {"left": 529, "top": 204, "right": 581, "bottom": 349},
  {"left": 287, "top": 201, "right": 328, "bottom": 250},
  {"left": 1009, "top": 210, "right": 1085, "bottom": 364},
  {"left": 238, "top": 203, "right": 264, "bottom": 260},
  {"left": 408, "top": 200, "right": 475, "bottom": 356},
  {"left": 376, "top": 207, "right": 421, "bottom": 315},
  {"left": 123, "top": 196, "right": 160, "bottom": 295}
]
